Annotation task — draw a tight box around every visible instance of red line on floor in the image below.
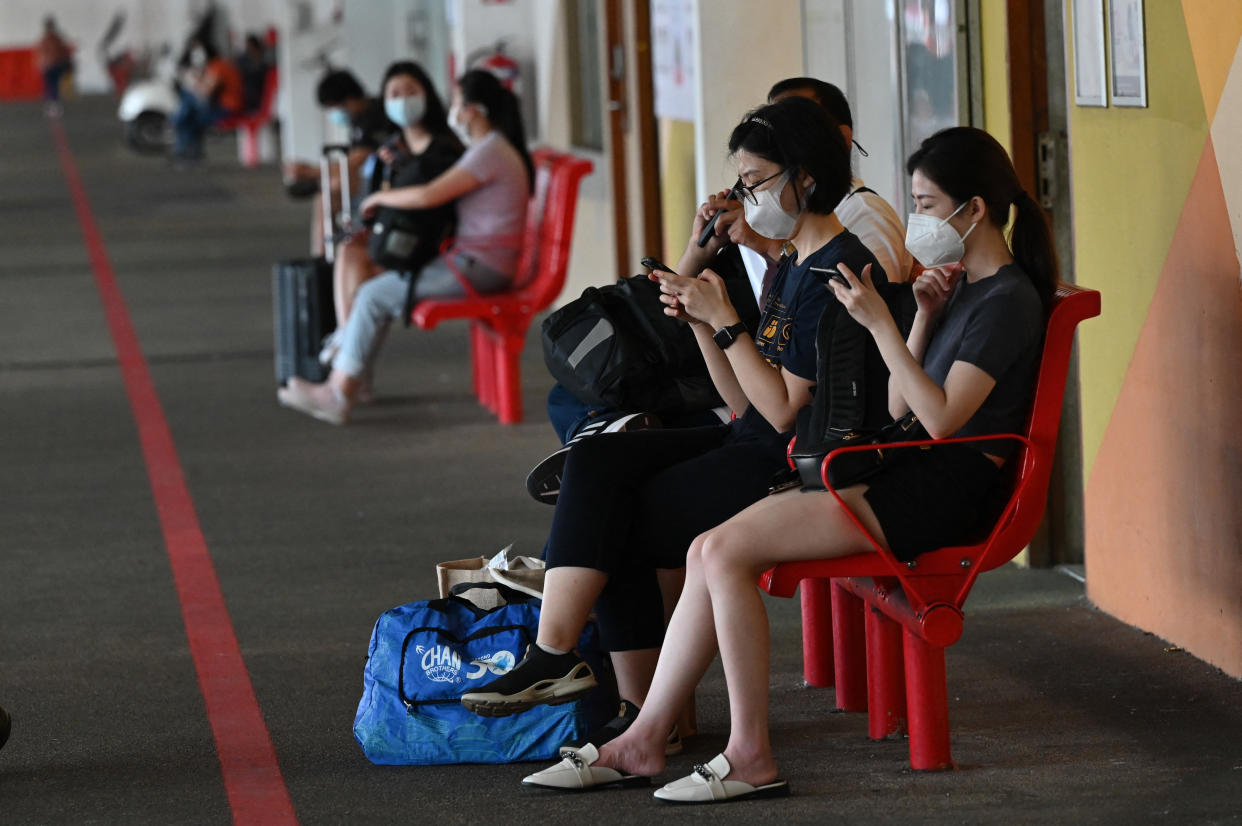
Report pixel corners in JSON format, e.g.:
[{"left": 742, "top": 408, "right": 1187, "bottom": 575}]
[{"left": 50, "top": 119, "right": 298, "bottom": 826}]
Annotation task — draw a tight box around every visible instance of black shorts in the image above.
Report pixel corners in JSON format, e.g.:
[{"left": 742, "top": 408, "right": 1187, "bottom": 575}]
[{"left": 862, "top": 444, "right": 1007, "bottom": 561}]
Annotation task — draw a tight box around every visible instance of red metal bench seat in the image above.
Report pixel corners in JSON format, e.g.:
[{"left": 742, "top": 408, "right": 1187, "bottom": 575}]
[{"left": 759, "top": 283, "right": 1101, "bottom": 770}]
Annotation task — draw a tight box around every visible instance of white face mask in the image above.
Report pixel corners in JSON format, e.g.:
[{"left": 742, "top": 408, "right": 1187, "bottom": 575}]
[
  {"left": 189, "top": 47, "right": 207, "bottom": 68},
  {"left": 384, "top": 94, "right": 426, "bottom": 128},
  {"left": 448, "top": 103, "right": 473, "bottom": 146},
  {"left": 904, "top": 201, "right": 978, "bottom": 267},
  {"left": 743, "top": 172, "right": 807, "bottom": 240}
]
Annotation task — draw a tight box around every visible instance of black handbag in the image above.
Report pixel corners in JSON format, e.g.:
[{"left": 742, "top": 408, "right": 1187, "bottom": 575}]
[
  {"left": 790, "top": 410, "right": 926, "bottom": 490},
  {"left": 365, "top": 137, "right": 460, "bottom": 272}
]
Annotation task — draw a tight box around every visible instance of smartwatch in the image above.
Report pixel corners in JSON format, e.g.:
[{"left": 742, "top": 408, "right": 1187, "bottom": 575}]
[{"left": 713, "top": 322, "right": 749, "bottom": 350}]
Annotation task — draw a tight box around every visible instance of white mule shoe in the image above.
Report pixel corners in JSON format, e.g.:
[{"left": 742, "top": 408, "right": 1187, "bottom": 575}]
[
  {"left": 653, "top": 753, "right": 789, "bottom": 804},
  {"left": 522, "top": 743, "right": 651, "bottom": 791}
]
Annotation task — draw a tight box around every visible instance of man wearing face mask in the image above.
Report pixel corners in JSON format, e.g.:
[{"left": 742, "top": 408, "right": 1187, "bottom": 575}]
[{"left": 283, "top": 70, "right": 397, "bottom": 255}]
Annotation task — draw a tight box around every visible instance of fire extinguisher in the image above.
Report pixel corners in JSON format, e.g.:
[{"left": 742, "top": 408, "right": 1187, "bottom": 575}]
[{"left": 469, "top": 39, "right": 520, "bottom": 93}]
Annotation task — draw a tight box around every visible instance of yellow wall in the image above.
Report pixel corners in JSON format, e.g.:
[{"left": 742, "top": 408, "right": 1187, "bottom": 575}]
[
  {"left": 1068, "top": 2, "right": 1207, "bottom": 472},
  {"left": 980, "top": 0, "right": 1011, "bottom": 154}
]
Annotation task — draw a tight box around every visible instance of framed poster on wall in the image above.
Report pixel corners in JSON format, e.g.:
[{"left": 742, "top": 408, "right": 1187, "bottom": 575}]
[
  {"left": 1108, "top": 0, "right": 1148, "bottom": 107},
  {"left": 1072, "top": 0, "right": 1107, "bottom": 107}
]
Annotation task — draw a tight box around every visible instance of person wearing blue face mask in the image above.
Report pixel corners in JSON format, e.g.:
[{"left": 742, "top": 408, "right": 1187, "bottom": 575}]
[{"left": 282, "top": 70, "right": 398, "bottom": 256}]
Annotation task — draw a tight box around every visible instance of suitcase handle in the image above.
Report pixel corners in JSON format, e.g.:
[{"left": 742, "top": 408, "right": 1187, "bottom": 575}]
[{"left": 319, "top": 145, "right": 354, "bottom": 263}]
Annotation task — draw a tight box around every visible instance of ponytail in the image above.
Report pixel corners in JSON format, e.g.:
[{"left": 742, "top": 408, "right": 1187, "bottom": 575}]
[
  {"left": 1009, "top": 190, "right": 1058, "bottom": 311},
  {"left": 458, "top": 69, "right": 534, "bottom": 192},
  {"left": 907, "top": 127, "right": 1059, "bottom": 313}
]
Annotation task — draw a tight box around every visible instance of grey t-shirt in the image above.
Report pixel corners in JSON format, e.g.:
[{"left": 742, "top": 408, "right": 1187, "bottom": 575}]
[
  {"left": 453, "top": 131, "right": 530, "bottom": 277},
  {"left": 921, "top": 264, "right": 1044, "bottom": 456}
]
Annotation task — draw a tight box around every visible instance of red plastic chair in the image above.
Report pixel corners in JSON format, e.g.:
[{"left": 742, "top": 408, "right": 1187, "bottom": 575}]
[
  {"left": 410, "top": 148, "right": 593, "bottom": 424},
  {"left": 759, "top": 283, "right": 1101, "bottom": 770},
  {"left": 216, "top": 66, "right": 278, "bottom": 167}
]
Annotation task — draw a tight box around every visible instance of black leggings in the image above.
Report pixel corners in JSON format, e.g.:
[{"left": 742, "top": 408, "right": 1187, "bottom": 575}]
[{"left": 545, "top": 423, "right": 786, "bottom": 651}]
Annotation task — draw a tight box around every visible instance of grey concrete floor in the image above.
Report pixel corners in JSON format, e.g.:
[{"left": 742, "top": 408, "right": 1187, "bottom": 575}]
[{"left": 2, "top": 97, "right": 1241, "bottom": 825}]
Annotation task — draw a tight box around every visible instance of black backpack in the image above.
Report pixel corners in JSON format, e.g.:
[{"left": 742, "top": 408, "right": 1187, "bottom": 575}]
[{"left": 540, "top": 245, "right": 759, "bottom": 417}]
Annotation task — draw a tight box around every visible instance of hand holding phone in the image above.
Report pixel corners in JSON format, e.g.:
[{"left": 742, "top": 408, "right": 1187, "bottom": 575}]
[
  {"left": 809, "top": 266, "right": 850, "bottom": 289},
  {"left": 640, "top": 256, "right": 678, "bottom": 275},
  {"left": 697, "top": 182, "right": 742, "bottom": 248}
]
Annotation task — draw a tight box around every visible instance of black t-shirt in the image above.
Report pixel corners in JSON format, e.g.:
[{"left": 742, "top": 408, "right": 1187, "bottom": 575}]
[
  {"left": 921, "top": 264, "right": 1044, "bottom": 456},
  {"left": 350, "top": 98, "right": 397, "bottom": 150},
  {"left": 732, "top": 229, "right": 882, "bottom": 445}
]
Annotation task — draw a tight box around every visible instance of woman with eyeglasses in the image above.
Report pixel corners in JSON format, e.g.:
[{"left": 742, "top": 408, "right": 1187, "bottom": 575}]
[{"left": 460, "top": 96, "right": 888, "bottom": 757}]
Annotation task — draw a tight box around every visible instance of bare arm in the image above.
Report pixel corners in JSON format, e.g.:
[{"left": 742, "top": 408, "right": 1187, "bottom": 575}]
[
  {"left": 833, "top": 263, "right": 995, "bottom": 439},
  {"left": 360, "top": 165, "right": 481, "bottom": 215},
  {"left": 653, "top": 269, "right": 814, "bottom": 431}
]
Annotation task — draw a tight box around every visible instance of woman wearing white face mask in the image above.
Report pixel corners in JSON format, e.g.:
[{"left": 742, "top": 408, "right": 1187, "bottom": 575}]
[
  {"left": 570, "top": 126, "right": 1057, "bottom": 804},
  {"left": 316, "top": 61, "right": 464, "bottom": 381},
  {"left": 279, "top": 69, "right": 531, "bottom": 425},
  {"left": 459, "top": 98, "right": 883, "bottom": 765}
]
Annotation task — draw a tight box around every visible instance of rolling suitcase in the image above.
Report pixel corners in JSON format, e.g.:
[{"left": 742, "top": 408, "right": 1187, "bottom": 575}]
[{"left": 272, "top": 145, "right": 352, "bottom": 385}]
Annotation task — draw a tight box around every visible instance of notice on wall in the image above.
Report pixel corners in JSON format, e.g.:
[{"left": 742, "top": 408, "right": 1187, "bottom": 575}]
[{"left": 651, "top": 0, "right": 696, "bottom": 122}]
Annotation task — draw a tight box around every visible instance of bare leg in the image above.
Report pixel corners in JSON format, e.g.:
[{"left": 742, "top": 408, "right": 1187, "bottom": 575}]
[
  {"left": 537, "top": 566, "right": 607, "bottom": 652},
  {"left": 599, "top": 487, "right": 889, "bottom": 782},
  {"left": 334, "top": 236, "right": 379, "bottom": 328},
  {"left": 611, "top": 649, "right": 660, "bottom": 706},
  {"left": 609, "top": 567, "right": 682, "bottom": 706}
]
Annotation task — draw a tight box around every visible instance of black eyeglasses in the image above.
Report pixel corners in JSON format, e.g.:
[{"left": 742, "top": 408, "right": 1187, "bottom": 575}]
[{"left": 733, "top": 170, "right": 786, "bottom": 205}]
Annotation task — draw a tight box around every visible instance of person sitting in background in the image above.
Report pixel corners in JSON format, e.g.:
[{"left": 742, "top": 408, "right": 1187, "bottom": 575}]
[
  {"left": 283, "top": 70, "right": 398, "bottom": 255},
  {"left": 277, "top": 69, "right": 532, "bottom": 425},
  {"left": 529, "top": 125, "right": 1056, "bottom": 803},
  {"left": 170, "top": 35, "right": 243, "bottom": 162},
  {"left": 315, "top": 60, "right": 464, "bottom": 390},
  {"left": 35, "top": 15, "right": 73, "bottom": 118},
  {"left": 236, "top": 33, "right": 271, "bottom": 114}
]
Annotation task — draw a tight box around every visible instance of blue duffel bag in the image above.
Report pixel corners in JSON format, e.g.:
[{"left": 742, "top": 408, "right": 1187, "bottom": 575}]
[{"left": 353, "top": 584, "right": 607, "bottom": 765}]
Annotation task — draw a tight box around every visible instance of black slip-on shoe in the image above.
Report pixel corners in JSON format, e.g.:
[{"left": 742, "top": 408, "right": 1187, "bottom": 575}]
[
  {"left": 525, "top": 412, "right": 661, "bottom": 505},
  {"left": 460, "top": 645, "right": 597, "bottom": 717}
]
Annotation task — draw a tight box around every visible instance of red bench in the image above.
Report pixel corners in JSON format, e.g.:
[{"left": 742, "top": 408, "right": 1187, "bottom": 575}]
[
  {"left": 759, "top": 283, "right": 1101, "bottom": 770},
  {"left": 216, "top": 67, "right": 278, "bottom": 168},
  {"left": 410, "top": 148, "right": 594, "bottom": 424}
]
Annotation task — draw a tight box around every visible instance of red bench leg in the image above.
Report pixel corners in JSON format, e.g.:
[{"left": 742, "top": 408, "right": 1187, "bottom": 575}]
[
  {"left": 800, "top": 578, "right": 834, "bottom": 687},
  {"left": 471, "top": 322, "right": 495, "bottom": 411},
  {"left": 902, "top": 627, "right": 954, "bottom": 770},
  {"left": 831, "top": 580, "right": 867, "bottom": 712},
  {"left": 865, "top": 604, "right": 907, "bottom": 740},
  {"left": 493, "top": 333, "right": 524, "bottom": 424}
]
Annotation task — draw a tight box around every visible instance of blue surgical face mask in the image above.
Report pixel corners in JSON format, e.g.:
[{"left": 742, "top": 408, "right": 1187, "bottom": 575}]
[
  {"left": 384, "top": 94, "right": 426, "bottom": 128},
  {"left": 327, "top": 108, "right": 350, "bottom": 129}
]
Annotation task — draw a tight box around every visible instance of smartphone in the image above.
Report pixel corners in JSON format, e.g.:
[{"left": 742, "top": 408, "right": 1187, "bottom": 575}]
[
  {"left": 696, "top": 181, "right": 742, "bottom": 248},
  {"left": 640, "top": 256, "right": 678, "bottom": 275},
  {"left": 809, "top": 266, "right": 850, "bottom": 289}
]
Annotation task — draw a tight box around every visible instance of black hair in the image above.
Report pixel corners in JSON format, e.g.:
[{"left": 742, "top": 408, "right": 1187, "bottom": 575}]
[
  {"left": 767, "top": 77, "right": 852, "bottom": 128},
  {"left": 906, "top": 126, "right": 1058, "bottom": 310},
  {"left": 381, "top": 60, "right": 454, "bottom": 140},
  {"left": 458, "top": 68, "right": 533, "bottom": 191},
  {"left": 727, "top": 96, "right": 852, "bottom": 215},
  {"left": 317, "top": 70, "right": 365, "bottom": 106}
]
